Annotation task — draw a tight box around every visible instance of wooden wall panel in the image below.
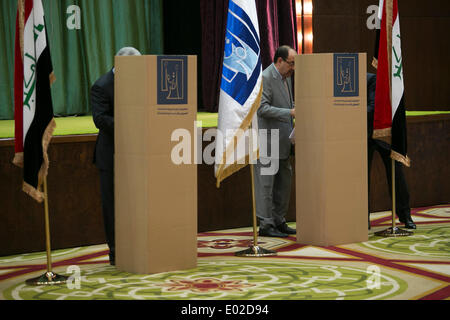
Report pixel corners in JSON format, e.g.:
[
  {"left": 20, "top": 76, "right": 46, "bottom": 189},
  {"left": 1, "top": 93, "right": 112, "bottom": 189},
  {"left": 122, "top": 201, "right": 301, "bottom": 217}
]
[
  {"left": 369, "top": 115, "right": 450, "bottom": 212},
  {"left": 1, "top": 116, "right": 448, "bottom": 256},
  {"left": 402, "top": 115, "right": 450, "bottom": 208},
  {"left": 0, "top": 136, "right": 105, "bottom": 256}
]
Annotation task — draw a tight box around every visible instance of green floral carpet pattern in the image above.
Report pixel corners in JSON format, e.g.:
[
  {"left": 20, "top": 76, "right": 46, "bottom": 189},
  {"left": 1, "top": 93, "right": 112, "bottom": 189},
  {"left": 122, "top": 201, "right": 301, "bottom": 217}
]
[{"left": 1, "top": 205, "right": 449, "bottom": 300}]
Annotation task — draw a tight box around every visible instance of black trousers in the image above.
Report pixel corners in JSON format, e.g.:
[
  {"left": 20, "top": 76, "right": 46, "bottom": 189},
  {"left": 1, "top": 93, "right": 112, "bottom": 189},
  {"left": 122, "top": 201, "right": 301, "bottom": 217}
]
[
  {"left": 99, "top": 169, "right": 115, "bottom": 258},
  {"left": 368, "top": 138, "right": 411, "bottom": 220}
]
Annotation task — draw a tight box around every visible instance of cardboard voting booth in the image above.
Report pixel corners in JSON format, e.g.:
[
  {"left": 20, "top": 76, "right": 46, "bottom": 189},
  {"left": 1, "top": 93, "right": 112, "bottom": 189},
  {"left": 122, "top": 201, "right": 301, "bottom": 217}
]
[
  {"left": 114, "top": 55, "right": 197, "bottom": 274},
  {"left": 294, "top": 53, "right": 368, "bottom": 246}
]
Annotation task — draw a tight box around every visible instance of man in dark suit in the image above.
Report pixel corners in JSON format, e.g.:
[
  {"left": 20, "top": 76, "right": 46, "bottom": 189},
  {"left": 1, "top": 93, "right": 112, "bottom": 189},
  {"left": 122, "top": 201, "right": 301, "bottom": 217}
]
[
  {"left": 367, "top": 73, "right": 416, "bottom": 229},
  {"left": 254, "top": 45, "right": 297, "bottom": 238},
  {"left": 91, "top": 47, "right": 141, "bottom": 265}
]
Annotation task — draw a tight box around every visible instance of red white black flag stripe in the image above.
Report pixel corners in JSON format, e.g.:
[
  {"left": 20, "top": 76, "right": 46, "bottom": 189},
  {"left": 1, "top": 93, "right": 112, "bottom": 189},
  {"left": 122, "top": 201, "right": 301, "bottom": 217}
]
[
  {"left": 372, "top": 0, "right": 410, "bottom": 167},
  {"left": 14, "top": 0, "right": 56, "bottom": 202}
]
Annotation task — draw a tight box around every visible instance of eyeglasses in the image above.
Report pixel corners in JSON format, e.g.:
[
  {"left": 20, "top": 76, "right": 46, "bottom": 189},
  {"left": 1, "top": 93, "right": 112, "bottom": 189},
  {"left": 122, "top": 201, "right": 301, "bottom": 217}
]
[{"left": 283, "top": 58, "right": 295, "bottom": 67}]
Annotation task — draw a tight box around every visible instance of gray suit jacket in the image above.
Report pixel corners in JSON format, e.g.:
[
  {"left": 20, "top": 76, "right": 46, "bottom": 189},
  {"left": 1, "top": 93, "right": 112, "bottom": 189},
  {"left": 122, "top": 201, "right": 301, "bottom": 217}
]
[{"left": 257, "top": 63, "right": 294, "bottom": 159}]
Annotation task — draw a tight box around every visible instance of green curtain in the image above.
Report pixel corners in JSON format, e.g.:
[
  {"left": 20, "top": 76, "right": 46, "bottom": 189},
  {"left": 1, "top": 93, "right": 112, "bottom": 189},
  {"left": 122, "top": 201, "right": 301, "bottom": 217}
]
[
  {"left": 0, "top": 0, "right": 163, "bottom": 119},
  {"left": 0, "top": 1, "right": 17, "bottom": 119}
]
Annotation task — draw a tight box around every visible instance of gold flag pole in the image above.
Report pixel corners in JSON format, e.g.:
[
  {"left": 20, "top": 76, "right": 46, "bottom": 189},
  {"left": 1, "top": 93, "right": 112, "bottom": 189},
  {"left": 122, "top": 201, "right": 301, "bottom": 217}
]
[
  {"left": 235, "top": 124, "right": 277, "bottom": 257},
  {"left": 26, "top": 177, "right": 68, "bottom": 285},
  {"left": 375, "top": 159, "right": 412, "bottom": 237}
]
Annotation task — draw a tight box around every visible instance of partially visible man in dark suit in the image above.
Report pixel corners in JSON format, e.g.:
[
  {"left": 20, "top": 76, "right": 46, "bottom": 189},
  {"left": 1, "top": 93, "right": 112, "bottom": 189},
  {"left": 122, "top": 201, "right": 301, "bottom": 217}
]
[
  {"left": 91, "top": 47, "right": 141, "bottom": 265},
  {"left": 367, "top": 73, "right": 416, "bottom": 229}
]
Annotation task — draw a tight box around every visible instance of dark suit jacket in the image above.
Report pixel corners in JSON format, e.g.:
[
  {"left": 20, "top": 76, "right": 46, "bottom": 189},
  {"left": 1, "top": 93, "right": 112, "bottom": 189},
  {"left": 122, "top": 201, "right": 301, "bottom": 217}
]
[
  {"left": 367, "top": 72, "right": 390, "bottom": 151},
  {"left": 92, "top": 70, "right": 114, "bottom": 171},
  {"left": 367, "top": 72, "right": 376, "bottom": 138}
]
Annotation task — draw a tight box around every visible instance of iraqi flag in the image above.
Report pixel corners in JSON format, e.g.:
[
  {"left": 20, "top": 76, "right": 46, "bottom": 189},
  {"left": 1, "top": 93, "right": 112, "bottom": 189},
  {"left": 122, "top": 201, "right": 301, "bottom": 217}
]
[
  {"left": 214, "top": 0, "right": 263, "bottom": 187},
  {"left": 372, "top": 0, "right": 410, "bottom": 167},
  {"left": 13, "top": 0, "right": 56, "bottom": 202}
]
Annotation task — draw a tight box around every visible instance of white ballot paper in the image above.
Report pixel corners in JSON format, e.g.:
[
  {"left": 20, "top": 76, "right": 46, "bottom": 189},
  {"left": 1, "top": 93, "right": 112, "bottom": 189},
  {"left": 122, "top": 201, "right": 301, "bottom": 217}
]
[{"left": 289, "top": 128, "right": 295, "bottom": 144}]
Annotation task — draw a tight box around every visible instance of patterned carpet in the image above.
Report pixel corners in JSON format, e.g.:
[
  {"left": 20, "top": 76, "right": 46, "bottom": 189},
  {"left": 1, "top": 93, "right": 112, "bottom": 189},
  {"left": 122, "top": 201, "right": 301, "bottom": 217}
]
[{"left": 0, "top": 204, "right": 449, "bottom": 300}]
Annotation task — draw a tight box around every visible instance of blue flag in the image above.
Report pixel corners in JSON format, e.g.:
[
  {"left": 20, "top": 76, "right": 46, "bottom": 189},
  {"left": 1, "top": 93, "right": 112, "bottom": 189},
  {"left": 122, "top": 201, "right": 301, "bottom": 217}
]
[{"left": 215, "top": 0, "right": 262, "bottom": 187}]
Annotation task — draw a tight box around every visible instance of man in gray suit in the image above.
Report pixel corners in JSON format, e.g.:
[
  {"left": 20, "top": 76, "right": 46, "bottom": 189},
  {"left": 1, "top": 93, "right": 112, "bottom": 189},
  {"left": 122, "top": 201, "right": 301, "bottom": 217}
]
[{"left": 254, "top": 45, "right": 296, "bottom": 237}]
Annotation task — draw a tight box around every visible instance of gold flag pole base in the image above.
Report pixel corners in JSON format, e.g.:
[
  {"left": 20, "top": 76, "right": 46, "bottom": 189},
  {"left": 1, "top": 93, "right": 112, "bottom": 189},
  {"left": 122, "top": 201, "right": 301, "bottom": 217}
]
[
  {"left": 375, "top": 160, "right": 413, "bottom": 238},
  {"left": 374, "top": 226, "right": 413, "bottom": 237},
  {"left": 25, "top": 272, "right": 68, "bottom": 286},
  {"left": 25, "top": 178, "right": 68, "bottom": 286},
  {"left": 235, "top": 246, "right": 277, "bottom": 257}
]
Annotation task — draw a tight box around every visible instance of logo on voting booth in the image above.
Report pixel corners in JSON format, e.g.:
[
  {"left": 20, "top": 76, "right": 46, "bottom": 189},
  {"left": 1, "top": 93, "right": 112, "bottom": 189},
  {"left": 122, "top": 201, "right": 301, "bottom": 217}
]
[
  {"left": 333, "top": 53, "right": 359, "bottom": 97},
  {"left": 157, "top": 56, "right": 188, "bottom": 105}
]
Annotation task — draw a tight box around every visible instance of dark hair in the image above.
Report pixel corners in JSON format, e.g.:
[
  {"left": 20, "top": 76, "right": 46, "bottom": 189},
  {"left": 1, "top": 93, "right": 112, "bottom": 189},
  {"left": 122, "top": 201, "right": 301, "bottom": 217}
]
[{"left": 273, "top": 45, "right": 294, "bottom": 63}]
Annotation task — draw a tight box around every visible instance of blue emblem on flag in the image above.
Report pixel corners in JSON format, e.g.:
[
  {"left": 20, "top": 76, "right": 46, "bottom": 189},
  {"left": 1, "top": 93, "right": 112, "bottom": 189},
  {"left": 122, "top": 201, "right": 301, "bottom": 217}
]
[
  {"left": 333, "top": 53, "right": 359, "bottom": 97},
  {"left": 221, "top": 0, "right": 261, "bottom": 105}
]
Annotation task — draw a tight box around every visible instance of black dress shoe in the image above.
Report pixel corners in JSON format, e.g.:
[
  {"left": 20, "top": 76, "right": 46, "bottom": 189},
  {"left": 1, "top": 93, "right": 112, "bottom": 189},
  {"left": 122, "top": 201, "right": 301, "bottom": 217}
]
[
  {"left": 259, "top": 226, "right": 289, "bottom": 238},
  {"left": 276, "top": 223, "right": 296, "bottom": 235},
  {"left": 400, "top": 216, "right": 416, "bottom": 229}
]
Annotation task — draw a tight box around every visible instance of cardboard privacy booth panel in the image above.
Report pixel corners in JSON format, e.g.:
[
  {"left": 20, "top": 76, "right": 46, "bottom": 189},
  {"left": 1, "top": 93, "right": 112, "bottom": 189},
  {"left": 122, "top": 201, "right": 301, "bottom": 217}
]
[
  {"left": 295, "top": 53, "right": 368, "bottom": 246},
  {"left": 114, "top": 55, "right": 197, "bottom": 274}
]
